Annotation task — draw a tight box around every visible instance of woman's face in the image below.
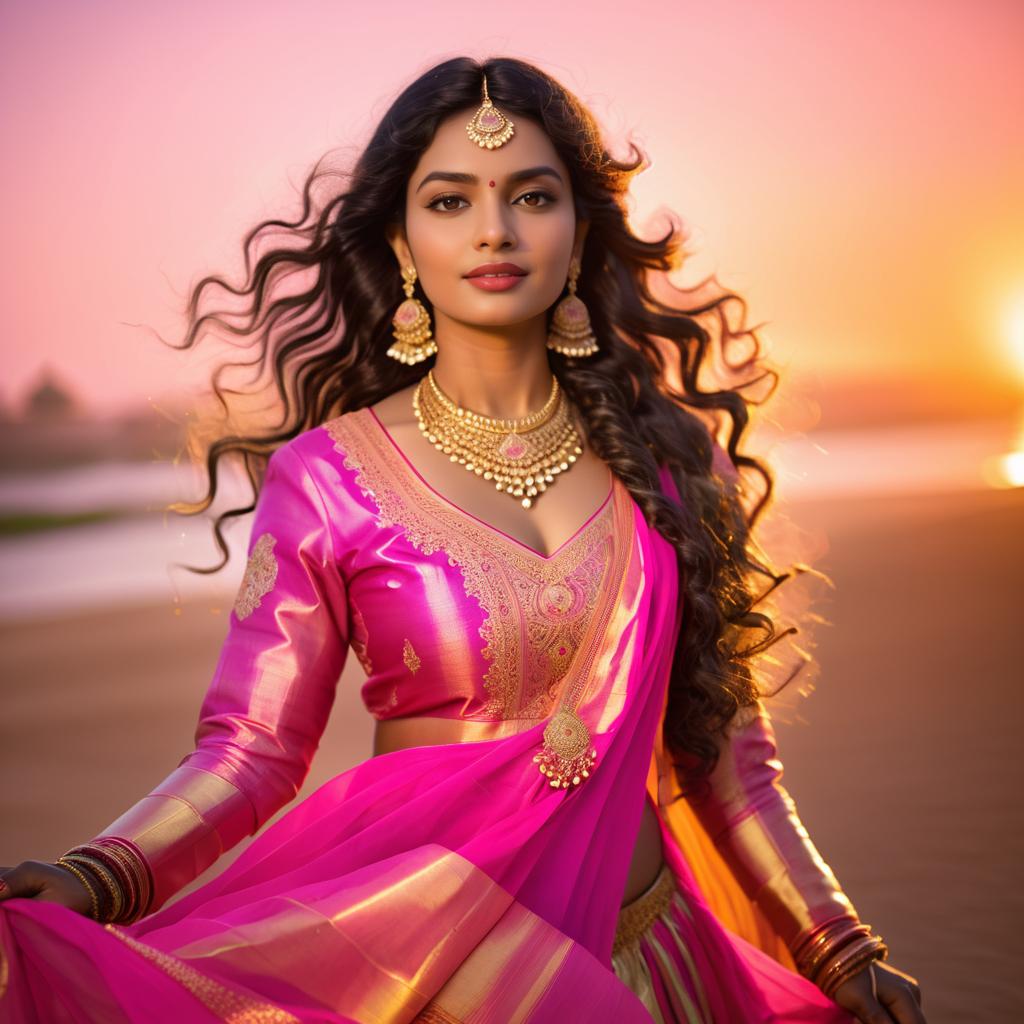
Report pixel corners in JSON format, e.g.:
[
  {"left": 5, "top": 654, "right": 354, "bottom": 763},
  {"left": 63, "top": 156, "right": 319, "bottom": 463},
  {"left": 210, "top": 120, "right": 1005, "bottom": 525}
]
[{"left": 388, "top": 108, "right": 587, "bottom": 331}]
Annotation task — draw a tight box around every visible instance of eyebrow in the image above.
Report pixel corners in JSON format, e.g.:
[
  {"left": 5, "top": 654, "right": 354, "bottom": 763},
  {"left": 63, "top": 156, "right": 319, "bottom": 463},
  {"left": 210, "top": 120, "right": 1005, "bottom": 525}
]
[{"left": 415, "top": 165, "right": 564, "bottom": 194}]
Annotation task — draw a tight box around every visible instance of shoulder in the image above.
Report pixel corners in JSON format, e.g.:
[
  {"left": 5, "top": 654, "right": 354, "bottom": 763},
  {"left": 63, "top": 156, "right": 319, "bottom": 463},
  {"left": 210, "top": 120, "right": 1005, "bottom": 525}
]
[
  {"left": 268, "top": 411, "right": 382, "bottom": 524},
  {"left": 272, "top": 409, "right": 368, "bottom": 473}
]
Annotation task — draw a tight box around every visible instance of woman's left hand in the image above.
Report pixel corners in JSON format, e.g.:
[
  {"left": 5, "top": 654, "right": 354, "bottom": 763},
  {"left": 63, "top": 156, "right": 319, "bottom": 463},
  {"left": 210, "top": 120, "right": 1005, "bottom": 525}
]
[{"left": 831, "top": 960, "right": 926, "bottom": 1023}]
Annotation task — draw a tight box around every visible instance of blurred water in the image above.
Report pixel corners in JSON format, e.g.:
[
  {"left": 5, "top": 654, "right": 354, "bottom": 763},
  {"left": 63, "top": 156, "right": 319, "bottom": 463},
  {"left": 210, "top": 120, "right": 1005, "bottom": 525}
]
[
  {"left": 0, "top": 462, "right": 252, "bottom": 620},
  {"left": 770, "top": 415, "right": 1021, "bottom": 498},
  {"left": 0, "top": 415, "right": 1019, "bottom": 621}
]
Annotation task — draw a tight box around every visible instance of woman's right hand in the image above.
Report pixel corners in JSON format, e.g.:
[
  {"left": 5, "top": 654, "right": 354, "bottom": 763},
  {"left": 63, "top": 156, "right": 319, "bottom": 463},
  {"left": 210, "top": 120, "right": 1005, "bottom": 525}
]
[{"left": 0, "top": 860, "right": 96, "bottom": 917}]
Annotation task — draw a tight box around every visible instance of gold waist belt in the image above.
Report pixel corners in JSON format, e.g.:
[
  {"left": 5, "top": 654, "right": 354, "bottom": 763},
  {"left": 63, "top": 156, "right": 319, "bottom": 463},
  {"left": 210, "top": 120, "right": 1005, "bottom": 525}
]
[{"left": 613, "top": 861, "right": 677, "bottom": 956}]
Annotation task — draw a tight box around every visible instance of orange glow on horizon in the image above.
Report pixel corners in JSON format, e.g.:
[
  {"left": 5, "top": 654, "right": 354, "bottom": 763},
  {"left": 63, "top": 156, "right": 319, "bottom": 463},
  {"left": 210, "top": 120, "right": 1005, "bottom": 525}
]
[{"left": 1004, "top": 294, "right": 1024, "bottom": 386}]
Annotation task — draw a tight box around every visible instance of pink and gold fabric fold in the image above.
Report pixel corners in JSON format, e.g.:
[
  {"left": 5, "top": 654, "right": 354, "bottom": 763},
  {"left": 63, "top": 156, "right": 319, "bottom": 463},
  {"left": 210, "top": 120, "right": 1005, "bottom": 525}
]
[
  {"left": 0, "top": 413, "right": 860, "bottom": 1022},
  {"left": 1, "top": 418, "right": 673, "bottom": 1021}
]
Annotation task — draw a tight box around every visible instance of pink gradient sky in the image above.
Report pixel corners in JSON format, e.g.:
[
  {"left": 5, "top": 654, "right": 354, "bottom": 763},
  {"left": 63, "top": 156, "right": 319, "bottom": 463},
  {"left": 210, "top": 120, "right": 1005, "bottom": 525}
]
[{"left": 1, "top": 0, "right": 1021, "bottom": 418}]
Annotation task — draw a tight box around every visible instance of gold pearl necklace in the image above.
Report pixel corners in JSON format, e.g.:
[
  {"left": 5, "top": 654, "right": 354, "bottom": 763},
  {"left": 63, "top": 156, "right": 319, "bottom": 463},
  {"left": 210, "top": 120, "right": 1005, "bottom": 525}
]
[{"left": 412, "top": 369, "right": 584, "bottom": 509}]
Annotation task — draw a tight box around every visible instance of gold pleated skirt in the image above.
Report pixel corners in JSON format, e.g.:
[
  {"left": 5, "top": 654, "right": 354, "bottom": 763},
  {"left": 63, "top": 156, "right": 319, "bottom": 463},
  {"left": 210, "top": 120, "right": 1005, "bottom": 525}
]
[{"left": 611, "top": 862, "right": 714, "bottom": 1024}]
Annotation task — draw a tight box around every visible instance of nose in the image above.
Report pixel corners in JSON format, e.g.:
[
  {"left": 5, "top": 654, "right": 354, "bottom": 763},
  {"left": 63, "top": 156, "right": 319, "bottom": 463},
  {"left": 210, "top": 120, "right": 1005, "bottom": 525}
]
[{"left": 474, "top": 194, "right": 517, "bottom": 251}]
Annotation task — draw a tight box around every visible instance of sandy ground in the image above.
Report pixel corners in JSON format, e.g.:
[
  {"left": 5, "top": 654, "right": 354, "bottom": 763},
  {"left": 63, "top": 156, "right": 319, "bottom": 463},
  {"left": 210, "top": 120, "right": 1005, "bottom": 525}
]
[{"left": 2, "top": 485, "right": 1021, "bottom": 1022}]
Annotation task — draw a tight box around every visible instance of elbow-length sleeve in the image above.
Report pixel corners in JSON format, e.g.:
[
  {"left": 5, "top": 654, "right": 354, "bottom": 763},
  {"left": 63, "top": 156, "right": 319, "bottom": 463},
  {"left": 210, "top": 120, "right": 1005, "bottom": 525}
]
[{"left": 74, "top": 442, "right": 350, "bottom": 918}]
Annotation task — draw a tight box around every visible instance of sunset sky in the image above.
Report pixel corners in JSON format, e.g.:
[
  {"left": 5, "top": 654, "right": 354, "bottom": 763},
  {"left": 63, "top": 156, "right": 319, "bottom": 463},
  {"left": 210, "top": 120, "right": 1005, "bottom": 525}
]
[{"left": 1, "top": 0, "right": 1021, "bottom": 420}]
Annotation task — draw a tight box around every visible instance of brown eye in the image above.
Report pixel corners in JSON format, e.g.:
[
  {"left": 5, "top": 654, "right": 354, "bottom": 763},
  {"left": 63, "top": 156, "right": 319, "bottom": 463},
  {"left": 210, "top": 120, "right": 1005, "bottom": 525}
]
[
  {"left": 515, "top": 190, "right": 555, "bottom": 207},
  {"left": 427, "top": 194, "right": 468, "bottom": 212}
]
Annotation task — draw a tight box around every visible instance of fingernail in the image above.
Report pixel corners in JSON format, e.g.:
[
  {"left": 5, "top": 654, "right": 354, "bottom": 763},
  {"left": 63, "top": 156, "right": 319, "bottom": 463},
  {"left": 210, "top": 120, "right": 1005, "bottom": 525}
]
[{"left": 0, "top": 879, "right": 8, "bottom": 895}]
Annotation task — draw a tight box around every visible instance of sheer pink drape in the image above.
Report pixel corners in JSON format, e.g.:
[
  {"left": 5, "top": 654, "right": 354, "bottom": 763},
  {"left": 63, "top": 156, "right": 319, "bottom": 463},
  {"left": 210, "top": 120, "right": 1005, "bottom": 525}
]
[{"left": 1, "top": 421, "right": 857, "bottom": 1022}]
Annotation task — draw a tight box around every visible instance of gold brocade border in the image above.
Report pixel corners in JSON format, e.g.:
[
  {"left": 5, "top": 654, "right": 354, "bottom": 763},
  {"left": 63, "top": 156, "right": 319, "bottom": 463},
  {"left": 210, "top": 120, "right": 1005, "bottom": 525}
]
[
  {"left": 233, "top": 531, "right": 279, "bottom": 621},
  {"left": 405, "top": 891, "right": 576, "bottom": 1022},
  {"left": 104, "top": 924, "right": 302, "bottom": 1023},
  {"left": 102, "top": 844, "right": 621, "bottom": 1023}
]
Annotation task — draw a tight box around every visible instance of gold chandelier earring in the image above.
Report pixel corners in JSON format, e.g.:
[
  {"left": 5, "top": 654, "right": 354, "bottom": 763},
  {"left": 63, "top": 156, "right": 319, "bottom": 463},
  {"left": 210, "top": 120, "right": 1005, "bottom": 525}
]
[
  {"left": 546, "top": 258, "right": 598, "bottom": 358},
  {"left": 386, "top": 264, "right": 437, "bottom": 365}
]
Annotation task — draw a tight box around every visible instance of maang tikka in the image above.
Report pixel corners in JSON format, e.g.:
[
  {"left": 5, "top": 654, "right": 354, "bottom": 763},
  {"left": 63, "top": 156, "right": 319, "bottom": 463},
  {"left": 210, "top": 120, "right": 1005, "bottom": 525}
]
[{"left": 465, "top": 73, "right": 515, "bottom": 149}]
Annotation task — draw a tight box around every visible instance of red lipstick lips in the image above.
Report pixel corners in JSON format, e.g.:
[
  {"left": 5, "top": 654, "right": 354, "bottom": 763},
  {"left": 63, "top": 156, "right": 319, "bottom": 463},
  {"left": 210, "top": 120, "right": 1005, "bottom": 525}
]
[
  {"left": 463, "top": 261, "right": 528, "bottom": 292},
  {"left": 464, "top": 261, "right": 527, "bottom": 277}
]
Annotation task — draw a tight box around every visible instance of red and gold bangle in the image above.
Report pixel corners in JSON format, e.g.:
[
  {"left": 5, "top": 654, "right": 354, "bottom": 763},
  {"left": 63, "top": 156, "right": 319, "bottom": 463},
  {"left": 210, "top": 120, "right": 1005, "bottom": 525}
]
[
  {"left": 92, "top": 837, "right": 153, "bottom": 922},
  {"left": 792, "top": 917, "right": 869, "bottom": 979},
  {"left": 819, "top": 936, "right": 889, "bottom": 1000},
  {"left": 76, "top": 843, "right": 133, "bottom": 917},
  {"left": 54, "top": 856, "right": 100, "bottom": 920},
  {"left": 60, "top": 837, "right": 153, "bottom": 924},
  {"left": 789, "top": 914, "right": 889, "bottom": 999},
  {"left": 83, "top": 841, "right": 143, "bottom": 921},
  {"left": 59, "top": 852, "right": 122, "bottom": 923},
  {"left": 61, "top": 845, "right": 127, "bottom": 923},
  {"left": 802, "top": 927, "right": 871, "bottom": 981}
]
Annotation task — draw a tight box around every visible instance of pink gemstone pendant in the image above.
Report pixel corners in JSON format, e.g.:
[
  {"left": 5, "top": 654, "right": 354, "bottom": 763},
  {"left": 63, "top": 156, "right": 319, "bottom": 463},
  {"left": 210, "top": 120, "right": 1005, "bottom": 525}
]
[
  {"left": 466, "top": 100, "right": 515, "bottom": 149},
  {"left": 394, "top": 300, "right": 419, "bottom": 326},
  {"left": 555, "top": 297, "right": 587, "bottom": 328},
  {"left": 498, "top": 434, "right": 526, "bottom": 460}
]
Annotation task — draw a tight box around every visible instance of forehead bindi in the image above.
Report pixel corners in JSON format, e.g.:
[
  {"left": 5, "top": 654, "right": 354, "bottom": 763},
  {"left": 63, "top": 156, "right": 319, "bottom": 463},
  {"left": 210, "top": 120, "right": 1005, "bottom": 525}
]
[
  {"left": 414, "top": 164, "right": 565, "bottom": 195},
  {"left": 413, "top": 114, "right": 562, "bottom": 192}
]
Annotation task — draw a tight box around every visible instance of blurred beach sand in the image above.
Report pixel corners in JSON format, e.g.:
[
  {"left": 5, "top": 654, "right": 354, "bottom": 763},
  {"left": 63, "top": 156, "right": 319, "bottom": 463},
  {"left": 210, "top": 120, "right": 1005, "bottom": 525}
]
[{"left": 2, "top": 484, "right": 1021, "bottom": 1022}]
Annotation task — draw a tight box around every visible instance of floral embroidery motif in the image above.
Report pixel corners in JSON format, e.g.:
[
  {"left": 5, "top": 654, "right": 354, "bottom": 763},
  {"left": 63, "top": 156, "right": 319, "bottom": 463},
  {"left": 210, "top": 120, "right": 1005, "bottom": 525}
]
[
  {"left": 233, "top": 532, "right": 278, "bottom": 621},
  {"left": 348, "top": 600, "right": 374, "bottom": 676},
  {"left": 403, "top": 638, "right": 422, "bottom": 674},
  {"left": 323, "top": 411, "right": 624, "bottom": 720}
]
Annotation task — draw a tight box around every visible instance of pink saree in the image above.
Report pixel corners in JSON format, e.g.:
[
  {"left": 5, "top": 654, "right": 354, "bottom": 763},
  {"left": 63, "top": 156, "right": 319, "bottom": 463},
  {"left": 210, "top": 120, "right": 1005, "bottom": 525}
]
[{"left": 0, "top": 406, "right": 859, "bottom": 1022}]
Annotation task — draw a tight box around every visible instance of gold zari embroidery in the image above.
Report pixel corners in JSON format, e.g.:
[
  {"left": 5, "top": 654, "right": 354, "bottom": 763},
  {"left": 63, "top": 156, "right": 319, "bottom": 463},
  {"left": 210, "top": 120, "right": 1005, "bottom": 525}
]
[
  {"left": 105, "top": 925, "right": 301, "bottom": 1023},
  {"left": 349, "top": 600, "right": 374, "bottom": 676},
  {"left": 403, "top": 637, "right": 422, "bottom": 674},
  {"left": 324, "top": 409, "right": 634, "bottom": 792},
  {"left": 612, "top": 862, "right": 678, "bottom": 956},
  {"left": 233, "top": 532, "right": 278, "bottom": 621},
  {"left": 324, "top": 410, "right": 619, "bottom": 721}
]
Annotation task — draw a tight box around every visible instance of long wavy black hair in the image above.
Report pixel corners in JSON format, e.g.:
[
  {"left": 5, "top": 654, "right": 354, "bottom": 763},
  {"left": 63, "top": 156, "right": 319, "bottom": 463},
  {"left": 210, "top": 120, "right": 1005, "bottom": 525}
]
[{"left": 164, "top": 55, "right": 821, "bottom": 802}]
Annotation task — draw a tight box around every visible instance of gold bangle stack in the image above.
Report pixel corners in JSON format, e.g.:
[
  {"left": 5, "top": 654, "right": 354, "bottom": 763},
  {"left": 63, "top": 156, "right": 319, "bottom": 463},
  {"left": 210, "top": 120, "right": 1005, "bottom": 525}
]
[
  {"left": 53, "top": 837, "right": 154, "bottom": 924},
  {"left": 54, "top": 856, "right": 101, "bottom": 921},
  {"left": 817, "top": 934, "right": 889, "bottom": 999},
  {"left": 791, "top": 917, "right": 889, "bottom": 1000},
  {"left": 60, "top": 851, "right": 123, "bottom": 921}
]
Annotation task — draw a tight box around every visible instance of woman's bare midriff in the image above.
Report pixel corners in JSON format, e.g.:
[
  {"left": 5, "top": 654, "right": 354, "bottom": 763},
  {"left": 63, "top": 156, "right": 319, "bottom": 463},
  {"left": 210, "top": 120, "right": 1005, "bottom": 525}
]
[{"left": 373, "top": 716, "right": 666, "bottom": 908}]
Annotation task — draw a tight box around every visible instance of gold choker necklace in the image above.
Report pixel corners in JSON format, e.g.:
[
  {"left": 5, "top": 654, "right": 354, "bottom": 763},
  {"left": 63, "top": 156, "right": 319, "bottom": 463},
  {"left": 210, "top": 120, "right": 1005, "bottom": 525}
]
[{"left": 412, "top": 370, "right": 583, "bottom": 509}]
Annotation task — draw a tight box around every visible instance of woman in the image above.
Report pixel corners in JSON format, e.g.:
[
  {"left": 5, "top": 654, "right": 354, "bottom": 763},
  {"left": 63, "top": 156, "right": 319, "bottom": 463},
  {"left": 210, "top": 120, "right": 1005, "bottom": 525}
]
[{"left": 0, "top": 57, "right": 926, "bottom": 1023}]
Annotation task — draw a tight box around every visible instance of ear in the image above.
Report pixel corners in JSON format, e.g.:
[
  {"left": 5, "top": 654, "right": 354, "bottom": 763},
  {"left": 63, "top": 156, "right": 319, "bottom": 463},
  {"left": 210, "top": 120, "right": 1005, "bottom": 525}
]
[
  {"left": 386, "top": 222, "right": 412, "bottom": 269},
  {"left": 572, "top": 219, "right": 590, "bottom": 263}
]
